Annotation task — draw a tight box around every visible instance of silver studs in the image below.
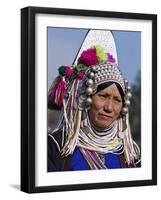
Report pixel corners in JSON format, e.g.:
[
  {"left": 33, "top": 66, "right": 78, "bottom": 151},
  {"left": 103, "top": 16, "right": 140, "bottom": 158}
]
[
  {"left": 126, "top": 92, "right": 132, "bottom": 99},
  {"left": 91, "top": 66, "right": 96, "bottom": 72},
  {"left": 86, "top": 97, "right": 92, "bottom": 105},
  {"left": 86, "top": 87, "right": 93, "bottom": 95},
  {"left": 89, "top": 72, "right": 95, "bottom": 79},
  {"left": 124, "top": 79, "right": 128, "bottom": 84},
  {"left": 122, "top": 107, "right": 128, "bottom": 114},
  {"left": 127, "top": 86, "right": 132, "bottom": 92},
  {"left": 125, "top": 100, "right": 131, "bottom": 106},
  {"left": 86, "top": 79, "right": 94, "bottom": 86},
  {"left": 100, "top": 76, "right": 104, "bottom": 80}
]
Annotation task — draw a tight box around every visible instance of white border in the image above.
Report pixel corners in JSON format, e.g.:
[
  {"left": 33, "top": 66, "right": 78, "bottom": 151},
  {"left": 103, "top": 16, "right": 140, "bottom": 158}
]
[{"left": 35, "top": 14, "right": 152, "bottom": 187}]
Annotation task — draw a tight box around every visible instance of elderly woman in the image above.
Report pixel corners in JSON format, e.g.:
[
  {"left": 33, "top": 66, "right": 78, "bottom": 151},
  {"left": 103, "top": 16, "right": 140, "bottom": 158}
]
[{"left": 47, "top": 30, "right": 140, "bottom": 171}]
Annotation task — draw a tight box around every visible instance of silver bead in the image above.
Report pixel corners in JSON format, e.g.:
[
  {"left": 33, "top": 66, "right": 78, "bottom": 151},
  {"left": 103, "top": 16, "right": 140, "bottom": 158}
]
[
  {"left": 86, "top": 79, "right": 94, "bottom": 86},
  {"left": 122, "top": 107, "right": 128, "bottom": 114},
  {"left": 100, "top": 76, "right": 104, "bottom": 80},
  {"left": 91, "top": 66, "right": 96, "bottom": 72},
  {"left": 126, "top": 92, "right": 132, "bottom": 99},
  {"left": 127, "top": 86, "right": 132, "bottom": 92},
  {"left": 125, "top": 99, "right": 131, "bottom": 106},
  {"left": 86, "top": 97, "right": 92, "bottom": 105},
  {"left": 124, "top": 79, "right": 128, "bottom": 84},
  {"left": 86, "top": 87, "right": 93, "bottom": 95},
  {"left": 89, "top": 72, "right": 95, "bottom": 79}
]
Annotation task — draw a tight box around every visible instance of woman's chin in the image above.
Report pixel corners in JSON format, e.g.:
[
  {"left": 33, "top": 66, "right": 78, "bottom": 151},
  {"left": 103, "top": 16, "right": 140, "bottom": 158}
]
[{"left": 94, "top": 120, "right": 113, "bottom": 130}]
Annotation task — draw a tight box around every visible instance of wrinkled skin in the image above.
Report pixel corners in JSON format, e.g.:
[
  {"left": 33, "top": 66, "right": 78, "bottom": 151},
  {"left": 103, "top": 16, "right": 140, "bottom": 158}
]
[{"left": 88, "top": 83, "right": 123, "bottom": 130}]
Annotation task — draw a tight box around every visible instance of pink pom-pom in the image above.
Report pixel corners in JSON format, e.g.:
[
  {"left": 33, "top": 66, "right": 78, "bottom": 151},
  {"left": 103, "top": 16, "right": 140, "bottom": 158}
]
[
  {"left": 78, "top": 48, "right": 99, "bottom": 67},
  {"left": 65, "top": 66, "right": 73, "bottom": 79},
  {"left": 48, "top": 78, "right": 67, "bottom": 109},
  {"left": 107, "top": 53, "right": 116, "bottom": 63},
  {"left": 76, "top": 71, "right": 85, "bottom": 79}
]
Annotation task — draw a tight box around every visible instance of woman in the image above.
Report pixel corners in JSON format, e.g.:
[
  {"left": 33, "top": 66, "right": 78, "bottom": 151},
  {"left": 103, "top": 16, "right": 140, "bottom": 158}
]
[{"left": 47, "top": 30, "right": 141, "bottom": 171}]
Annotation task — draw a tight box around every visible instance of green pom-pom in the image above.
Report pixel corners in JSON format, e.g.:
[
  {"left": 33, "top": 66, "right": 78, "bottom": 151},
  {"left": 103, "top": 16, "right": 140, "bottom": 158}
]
[
  {"left": 75, "top": 64, "right": 88, "bottom": 72},
  {"left": 93, "top": 45, "right": 107, "bottom": 62},
  {"left": 58, "top": 65, "right": 66, "bottom": 76}
]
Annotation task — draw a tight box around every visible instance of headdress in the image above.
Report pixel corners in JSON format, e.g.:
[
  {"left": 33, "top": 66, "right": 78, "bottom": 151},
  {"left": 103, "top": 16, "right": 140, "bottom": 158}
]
[{"left": 48, "top": 30, "right": 140, "bottom": 166}]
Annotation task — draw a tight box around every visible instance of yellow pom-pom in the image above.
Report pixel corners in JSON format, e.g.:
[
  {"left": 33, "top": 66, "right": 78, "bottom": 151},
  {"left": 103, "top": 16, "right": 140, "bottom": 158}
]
[{"left": 93, "top": 45, "right": 107, "bottom": 62}]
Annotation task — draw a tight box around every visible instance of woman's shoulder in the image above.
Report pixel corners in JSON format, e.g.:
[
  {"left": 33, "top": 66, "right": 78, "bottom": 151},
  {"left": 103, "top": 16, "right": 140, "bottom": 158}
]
[{"left": 48, "top": 129, "right": 65, "bottom": 151}]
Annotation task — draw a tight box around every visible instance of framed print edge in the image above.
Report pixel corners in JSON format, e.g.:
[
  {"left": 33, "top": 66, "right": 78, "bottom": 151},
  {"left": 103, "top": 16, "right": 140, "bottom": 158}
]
[
  {"left": 21, "top": 7, "right": 36, "bottom": 193},
  {"left": 21, "top": 6, "right": 157, "bottom": 193},
  {"left": 152, "top": 14, "right": 157, "bottom": 186}
]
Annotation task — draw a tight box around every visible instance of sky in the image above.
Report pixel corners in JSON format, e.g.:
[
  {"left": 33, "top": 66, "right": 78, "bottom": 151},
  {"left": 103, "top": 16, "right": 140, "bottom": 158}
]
[{"left": 48, "top": 28, "right": 141, "bottom": 90}]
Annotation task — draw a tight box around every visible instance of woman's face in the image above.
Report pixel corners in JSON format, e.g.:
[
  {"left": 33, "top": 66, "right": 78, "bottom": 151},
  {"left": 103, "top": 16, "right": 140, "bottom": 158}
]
[{"left": 88, "top": 83, "right": 123, "bottom": 129}]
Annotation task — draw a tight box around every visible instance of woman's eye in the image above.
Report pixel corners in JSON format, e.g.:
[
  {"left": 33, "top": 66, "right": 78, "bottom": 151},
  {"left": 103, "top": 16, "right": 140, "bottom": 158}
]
[
  {"left": 98, "top": 94, "right": 106, "bottom": 98},
  {"left": 115, "top": 98, "right": 122, "bottom": 103}
]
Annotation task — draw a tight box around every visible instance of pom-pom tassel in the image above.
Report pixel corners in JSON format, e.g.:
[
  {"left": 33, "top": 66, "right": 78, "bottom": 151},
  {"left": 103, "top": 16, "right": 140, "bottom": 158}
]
[{"left": 48, "top": 77, "right": 67, "bottom": 109}]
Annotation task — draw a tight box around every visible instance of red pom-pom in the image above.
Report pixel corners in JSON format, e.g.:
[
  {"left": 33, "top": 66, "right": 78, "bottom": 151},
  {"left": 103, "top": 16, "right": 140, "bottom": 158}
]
[{"left": 78, "top": 48, "right": 99, "bottom": 67}]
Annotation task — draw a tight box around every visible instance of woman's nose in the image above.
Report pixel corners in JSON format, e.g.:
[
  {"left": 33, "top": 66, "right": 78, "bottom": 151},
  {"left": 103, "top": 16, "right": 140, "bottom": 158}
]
[{"left": 104, "top": 100, "right": 113, "bottom": 112}]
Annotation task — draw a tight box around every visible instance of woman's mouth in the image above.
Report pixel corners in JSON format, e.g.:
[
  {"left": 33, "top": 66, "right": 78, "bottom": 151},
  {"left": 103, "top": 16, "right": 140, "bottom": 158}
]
[{"left": 98, "top": 113, "right": 113, "bottom": 120}]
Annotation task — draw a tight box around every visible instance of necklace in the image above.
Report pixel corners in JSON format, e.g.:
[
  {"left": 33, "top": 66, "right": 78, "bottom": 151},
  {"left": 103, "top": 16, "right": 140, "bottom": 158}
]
[{"left": 77, "top": 114, "right": 123, "bottom": 154}]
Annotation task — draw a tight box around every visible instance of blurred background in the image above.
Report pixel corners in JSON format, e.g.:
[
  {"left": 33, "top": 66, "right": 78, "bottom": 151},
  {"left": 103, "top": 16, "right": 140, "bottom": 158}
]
[{"left": 47, "top": 28, "right": 141, "bottom": 148}]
